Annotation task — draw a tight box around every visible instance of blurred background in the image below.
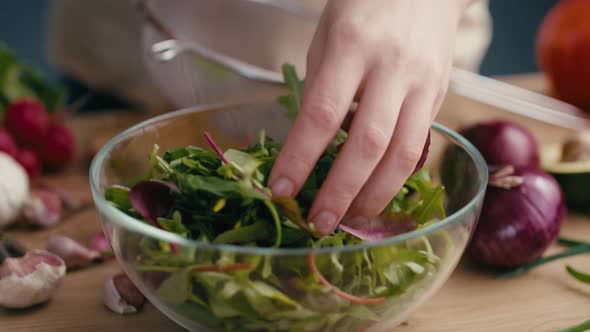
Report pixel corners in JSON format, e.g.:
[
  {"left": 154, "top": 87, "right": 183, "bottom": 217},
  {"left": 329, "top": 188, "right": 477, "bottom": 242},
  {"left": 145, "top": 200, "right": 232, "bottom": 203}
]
[{"left": 0, "top": 0, "right": 560, "bottom": 110}]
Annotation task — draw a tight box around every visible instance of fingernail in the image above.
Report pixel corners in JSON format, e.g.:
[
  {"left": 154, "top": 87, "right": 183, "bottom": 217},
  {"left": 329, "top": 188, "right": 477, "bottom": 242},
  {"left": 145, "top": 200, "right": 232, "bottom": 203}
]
[
  {"left": 342, "top": 215, "right": 369, "bottom": 228},
  {"left": 271, "top": 177, "right": 294, "bottom": 197},
  {"left": 311, "top": 210, "right": 337, "bottom": 235}
]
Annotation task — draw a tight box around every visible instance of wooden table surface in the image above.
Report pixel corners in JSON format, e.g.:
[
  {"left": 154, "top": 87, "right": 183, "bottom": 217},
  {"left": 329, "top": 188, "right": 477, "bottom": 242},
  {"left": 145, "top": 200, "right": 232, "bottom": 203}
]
[{"left": 2, "top": 73, "right": 589, "bottom": 332}]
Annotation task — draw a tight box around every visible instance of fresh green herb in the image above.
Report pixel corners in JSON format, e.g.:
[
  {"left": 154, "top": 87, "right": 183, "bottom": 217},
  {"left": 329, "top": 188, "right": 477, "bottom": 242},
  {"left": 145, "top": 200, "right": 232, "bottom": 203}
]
[
  {"left": 498, "top": 243, "right": 590, "bottom": 279},
  {"left": 105, "top": 63, "right": 449, "bottom": 332},
  {"left": 278, "top": 63, "right": 304, "bottom": 121},
  {"left": 559, "top": 320, "right": 590, "bottom": 332},
  {"left": 566, "top": 265, "right": 590, "bottom": 284},
  {"left": 558, "top": 237, "right": 587, "bottom": 247},
  {"left": 0, "top": 43, "right": 65, "bottom": 114}
]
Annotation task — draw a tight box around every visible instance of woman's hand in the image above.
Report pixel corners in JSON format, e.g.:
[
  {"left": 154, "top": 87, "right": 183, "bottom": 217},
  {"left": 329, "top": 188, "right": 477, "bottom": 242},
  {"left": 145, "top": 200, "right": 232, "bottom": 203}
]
[{"left": 269, "top": 0, "right": 472, "bottom": 235}]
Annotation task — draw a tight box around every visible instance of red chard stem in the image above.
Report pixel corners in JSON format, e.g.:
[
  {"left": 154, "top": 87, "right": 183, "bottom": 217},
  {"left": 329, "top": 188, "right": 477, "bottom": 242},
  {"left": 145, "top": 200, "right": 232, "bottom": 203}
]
[{"left": 203, "top": 132, "right": 228, "bottom": 164}]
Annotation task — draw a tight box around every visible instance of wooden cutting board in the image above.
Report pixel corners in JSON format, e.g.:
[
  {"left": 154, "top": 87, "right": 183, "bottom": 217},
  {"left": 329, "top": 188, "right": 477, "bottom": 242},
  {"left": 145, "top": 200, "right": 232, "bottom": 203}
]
[{"left": 2, "top": 74, "right": 589, "bottom": 332}]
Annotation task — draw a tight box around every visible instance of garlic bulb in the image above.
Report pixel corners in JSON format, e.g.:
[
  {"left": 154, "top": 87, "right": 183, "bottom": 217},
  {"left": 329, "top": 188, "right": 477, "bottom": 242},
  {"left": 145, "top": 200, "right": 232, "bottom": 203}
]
[
  {"left": 0, "top": 152, "right": 29, "bottom": 227},
  {"left": 0, "top": 250, "right": 66, "bottom": 308}
]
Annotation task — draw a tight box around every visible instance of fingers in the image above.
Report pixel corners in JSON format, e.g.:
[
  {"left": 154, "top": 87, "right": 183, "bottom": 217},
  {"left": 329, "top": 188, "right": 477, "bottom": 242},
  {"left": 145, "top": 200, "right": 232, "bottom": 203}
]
[
  {"left": 347, "top": 88, "right": 436, "bottom": 221},
  {"left": 306, "top": 69, "right": 407, "bottom": 235},
  {"left": 268, "top": 38, "right": 365, "bottom": 199}
]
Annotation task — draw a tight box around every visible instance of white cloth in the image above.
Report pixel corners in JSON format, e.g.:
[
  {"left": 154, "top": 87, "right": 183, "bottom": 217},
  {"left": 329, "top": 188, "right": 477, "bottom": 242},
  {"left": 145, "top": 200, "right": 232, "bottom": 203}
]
[{"left": 46, "top": 0, "right": 492, "bottom": 108}]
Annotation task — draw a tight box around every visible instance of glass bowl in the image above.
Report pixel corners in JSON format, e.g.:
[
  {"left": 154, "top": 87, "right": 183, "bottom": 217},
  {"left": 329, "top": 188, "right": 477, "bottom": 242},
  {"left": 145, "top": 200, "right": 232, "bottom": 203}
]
[{"left": 90, "top": 100, "right": 487, "bottom": 332}]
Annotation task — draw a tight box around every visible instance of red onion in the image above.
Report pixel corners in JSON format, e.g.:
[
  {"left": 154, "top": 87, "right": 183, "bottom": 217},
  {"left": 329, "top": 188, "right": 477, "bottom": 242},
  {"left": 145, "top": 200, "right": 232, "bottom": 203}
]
[
  {"left": 467, "top": 166, "right": 566, "bottom": 268},
  {"left": 459, "top": 121, "right": 540, "bottom": 168}
]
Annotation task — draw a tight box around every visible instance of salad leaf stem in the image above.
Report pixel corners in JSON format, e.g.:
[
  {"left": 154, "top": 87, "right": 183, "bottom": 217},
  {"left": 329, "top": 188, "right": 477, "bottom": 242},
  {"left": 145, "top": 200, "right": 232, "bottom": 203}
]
[
  {"left": 498, "top": 243, "right": 590, "bottom": 279},
  {"left": 566, "top": 265, "right": 590, "bottom": 284},
  {"left": 559, "top": 237, "right": 588, "bottom": 247},
  {"left": 279, "top": 64, "right": 304, "bottom": 121},
  {"left": 135, "top": 265, "right": 183, "bottom": 273},
  {"left": 558, "top": 320, "right": 590, "bottom": 332},
  {"left": 308, "top": 253, "right": 385, "bottom": 305},
  {"left": 204, "top": 131, "right": 228, "bottom": 164},
  {"left": 135, "top": 263, "right": 253, "bottom": 273},
  {"left": 192, "top": 263, "right": 253, "bottom": 273},
  {"left": 263, "top": 200, "right": 283, "bottom": 248}
]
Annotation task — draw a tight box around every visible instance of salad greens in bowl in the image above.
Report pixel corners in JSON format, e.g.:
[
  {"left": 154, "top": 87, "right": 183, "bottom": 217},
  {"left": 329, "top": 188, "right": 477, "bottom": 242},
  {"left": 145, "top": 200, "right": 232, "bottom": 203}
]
[{"left": 90, "top": 65, "right": 487, "bottom": 332}]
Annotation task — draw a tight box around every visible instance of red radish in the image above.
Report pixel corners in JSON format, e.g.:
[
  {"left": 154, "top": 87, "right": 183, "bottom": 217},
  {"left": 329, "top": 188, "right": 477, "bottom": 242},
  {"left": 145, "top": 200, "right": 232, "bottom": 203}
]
[
  {"left": 0, "top": 128, "right": 17, "bottom": 157},
  {"left": 15, "top": 149, "right": 41, "bottom": 178},
  {"left": 4, "top": 99, "right": 50, "bottom": 147},
  {"left": 37, "top": 122, "right": 76, "bottom": 170}
]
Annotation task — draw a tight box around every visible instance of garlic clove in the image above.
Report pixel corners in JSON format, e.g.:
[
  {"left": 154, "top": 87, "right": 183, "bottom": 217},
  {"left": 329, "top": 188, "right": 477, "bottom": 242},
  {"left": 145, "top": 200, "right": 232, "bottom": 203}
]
[
  {"left": 48, "top": 186, "right": 82, "bottom": 212},
  {"left": 46, "top": 235, "right": 100, "bottom": 270},
  {"left": 22, "top": 188, "right": 62, "bottom": 228},
  {"left": 89, "top": 232, "right": 113, "bottom": 258},
  {"left": 0, "top": 250, "right": 66, "bottom": 308},
  {"left": 104, "top": 273, "right": 145, "bottom": 314}
]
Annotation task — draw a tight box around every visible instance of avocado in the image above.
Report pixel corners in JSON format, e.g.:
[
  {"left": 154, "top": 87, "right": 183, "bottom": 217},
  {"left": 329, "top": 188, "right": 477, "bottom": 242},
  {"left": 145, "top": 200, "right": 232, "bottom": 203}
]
[{"left": 541, "top": 143, "right": 590, "bottom": 213}]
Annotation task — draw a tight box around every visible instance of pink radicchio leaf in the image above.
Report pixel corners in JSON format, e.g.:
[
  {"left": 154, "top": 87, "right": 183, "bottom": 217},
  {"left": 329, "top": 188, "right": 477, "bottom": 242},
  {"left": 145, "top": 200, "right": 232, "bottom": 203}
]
[
  {"left": 46, "top": 235, "right": 100, "bottom": 270},
  {"left": 339, "top": 213, "right": 417, "bottom": 242},
  {"left": 129, "top": 180, "right": 178, "bottom": 226},
  {"left": 22, "top": 188, "right": 63, "bottom": 228},
  {"left": 129, "top": 180, "right": 180, "bottom": 255}
]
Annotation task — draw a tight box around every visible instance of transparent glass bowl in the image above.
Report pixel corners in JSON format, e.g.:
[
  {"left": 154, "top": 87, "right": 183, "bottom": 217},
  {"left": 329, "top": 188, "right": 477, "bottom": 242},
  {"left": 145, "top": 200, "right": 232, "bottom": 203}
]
[{"left": 90, "top": 101, "right": 487, "bottom": 332}]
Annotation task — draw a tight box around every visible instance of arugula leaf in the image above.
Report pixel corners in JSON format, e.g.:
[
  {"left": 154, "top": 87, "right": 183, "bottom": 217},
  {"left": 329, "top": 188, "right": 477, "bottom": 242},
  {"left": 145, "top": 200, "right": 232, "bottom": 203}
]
[
  {"left": 403, "top": 169, "right": 446, "bottom": 225},
  {"left": 156, "top": 268, "right": 192, "bottom": 304},
  {"left": 278, "top": 64, "right": 304, "bottom": 121},
  {"left": 213, "top": 221, "right": 272, "bottom": 244},
  {"left": 147, "top": 145, "right": 174, "bottom": 179},
  {"left": 105, "top": 185, "right": 132, "bottom": 211},
  {"left": 263, "top": 200, "right": 282, "bottom": 247},
  {"left": 178, "top": 174, "right": 266, "bottom": 200},
  {"left": 158, "top": 211, "right": 190, "bottom": 237}
]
